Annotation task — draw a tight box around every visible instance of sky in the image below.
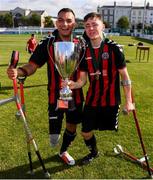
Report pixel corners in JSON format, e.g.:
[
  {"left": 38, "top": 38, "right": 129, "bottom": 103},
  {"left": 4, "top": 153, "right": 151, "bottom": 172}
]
[{"left": 0, "top": 0, "right": 153, "bottom": 18}]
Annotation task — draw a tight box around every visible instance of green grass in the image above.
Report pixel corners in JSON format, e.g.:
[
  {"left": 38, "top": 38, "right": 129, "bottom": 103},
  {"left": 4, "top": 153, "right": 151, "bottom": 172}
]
[{"left": 0, "top": 34, "right": 153, "bottom": 179}]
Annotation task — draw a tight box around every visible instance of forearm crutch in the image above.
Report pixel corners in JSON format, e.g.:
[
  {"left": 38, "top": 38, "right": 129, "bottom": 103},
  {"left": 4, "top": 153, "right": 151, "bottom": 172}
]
[
  {"left": 131, "top": 90, "right": 153, "bottom": 178},
  {"left": 9, "top": 51, "right": 50, "bottom": 178},
  {"left": 115, "top": 88, "right": 153, "bottom": 178},
  {"left": 14, "top": 76, "right": 33, "bottom": 174},
  {"left": 114, "top": 144, "right": 153, "bottom": 174}
]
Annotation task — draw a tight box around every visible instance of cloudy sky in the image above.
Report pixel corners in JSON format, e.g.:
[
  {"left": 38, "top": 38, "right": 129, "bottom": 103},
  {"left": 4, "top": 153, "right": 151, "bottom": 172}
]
[{"left": 0, "top": 0, "right": 152, "bottom": 18}]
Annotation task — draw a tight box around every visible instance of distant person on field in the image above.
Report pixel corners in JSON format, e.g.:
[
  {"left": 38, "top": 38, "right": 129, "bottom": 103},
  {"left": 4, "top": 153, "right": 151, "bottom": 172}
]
[
  {"left": 47, "top": 31, "right": 52, "bottom": 38},
  {"left": 73, "top": 35, "right": 79, "bottom": 43},
  {"left": 26, "top": 34, "right": 37, "bottom": 54}
]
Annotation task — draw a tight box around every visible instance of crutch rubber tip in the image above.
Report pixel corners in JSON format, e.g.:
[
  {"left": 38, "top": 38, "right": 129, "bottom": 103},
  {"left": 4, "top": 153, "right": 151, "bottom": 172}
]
[
  {"left": 15, "top": 113, "right": 21, "bottom": 120},
  {"left": 44, "top": 171, "right": 51, "bottom": 179}
]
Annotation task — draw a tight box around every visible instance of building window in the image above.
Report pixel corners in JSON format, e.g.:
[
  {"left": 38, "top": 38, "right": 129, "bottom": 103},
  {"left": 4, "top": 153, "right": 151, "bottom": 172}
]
[
  {"left": 104, "top": 16, "right": 108, "bottom": 21},
  {"left": 132, "top": 11, "right": 136, "bottom": 15},
  {"left": 104, "top": 10, "right": 108, "bottom": 15},
  {"left": 109, "top": 9, "right": 113, "bottom": 15},
  {"left": 109, "top": 16, "right": 113, "bottom": 22},
  {"left": 132, "top": 17, "right": 136, "bottom": 20},
  {"left": 138, "top": 11, "right": 142, "bottom": 16}
]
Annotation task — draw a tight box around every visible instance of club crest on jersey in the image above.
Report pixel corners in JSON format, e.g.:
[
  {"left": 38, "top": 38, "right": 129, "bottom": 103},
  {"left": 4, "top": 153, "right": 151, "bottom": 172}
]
[{"left": 102, "top": 52, "right": 109, "bottom": 60}]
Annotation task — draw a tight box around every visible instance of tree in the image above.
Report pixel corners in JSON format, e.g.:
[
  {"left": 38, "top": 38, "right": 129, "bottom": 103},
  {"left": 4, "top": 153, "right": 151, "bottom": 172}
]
[
  {"left": 0, "top": 15, "right": 4, "bottom": 27},
  {"left": 103, "top": 21, "right": 111, "bottom": 28},
  {"left": 44, "top": 16, "right": 54, "bottom": 27},
  {"left": 137, "top": 23, "right": 142, "bottom": 32},
  {"left": 29, "top": 13, "right": 41, "bottom": 26},
  {"left": 117, "top": 16, "right": 129, "bottom": 31},
  {"left": 2, "top": 13, "right": 13, "bottom": 27},
  {"left": 76, "top": 18, "right": 84, "bottom": 29},
  {"left": 20, "top": 16, "right": 30, "bottom": 26}
]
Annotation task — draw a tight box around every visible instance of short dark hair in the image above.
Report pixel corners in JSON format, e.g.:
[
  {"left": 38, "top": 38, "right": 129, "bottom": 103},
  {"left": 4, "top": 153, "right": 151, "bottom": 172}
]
[
  {"left": 84, "top": 12, "right": 102, "bottom": 22},
  {"left": 57, "top": 8, "right": 75, "bottom": 17}
]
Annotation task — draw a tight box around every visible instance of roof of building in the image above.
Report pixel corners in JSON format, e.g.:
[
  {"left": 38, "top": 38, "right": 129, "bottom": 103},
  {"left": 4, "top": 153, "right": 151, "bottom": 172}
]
[
  {"left": 0, "top": 7, "right": 46, "bottom": 16},
  {"left": 0, "top": 11, "right": 10, "bottom": 15},
  {"left": 99, "top": 5, "right": 153, "bottom": 9}
]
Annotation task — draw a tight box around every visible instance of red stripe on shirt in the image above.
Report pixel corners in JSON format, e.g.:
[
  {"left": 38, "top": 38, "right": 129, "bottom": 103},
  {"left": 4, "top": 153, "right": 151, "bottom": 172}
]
[
  {"left": 101, "top": 45, "right": 109, "bottom": 106},
  {"left": 109, "top": 51, "right": 116, "bottom": 106},
  {"left": 85, "top": 49, "right": 94, "bottom": 104},
  {"left": 48, "top": 46, "right": 56, "bottom": 103}
]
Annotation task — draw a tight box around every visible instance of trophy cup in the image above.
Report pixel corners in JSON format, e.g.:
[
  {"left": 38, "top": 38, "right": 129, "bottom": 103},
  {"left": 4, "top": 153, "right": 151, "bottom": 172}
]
[{"left": 54, "top": 41, "right": 81, "bottom": 110}]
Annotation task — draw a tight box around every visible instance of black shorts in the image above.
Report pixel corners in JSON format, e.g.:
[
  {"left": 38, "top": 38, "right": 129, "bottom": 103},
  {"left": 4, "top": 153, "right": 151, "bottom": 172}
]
[
  {"left": 48, "top": 103, "right": 83, "bottom": 134},
  {"left": 82, "top": 105, "right": 120, "bottom": 133}
]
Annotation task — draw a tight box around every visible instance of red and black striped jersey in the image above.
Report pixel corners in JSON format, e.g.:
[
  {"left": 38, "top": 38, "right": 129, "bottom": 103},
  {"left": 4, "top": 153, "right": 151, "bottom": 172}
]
[
  {"left": 29, "top": 30, "right": 84, "bottom": 105},
  {"left": 80, "top": 39, "right": 126, "bottom": 107}
]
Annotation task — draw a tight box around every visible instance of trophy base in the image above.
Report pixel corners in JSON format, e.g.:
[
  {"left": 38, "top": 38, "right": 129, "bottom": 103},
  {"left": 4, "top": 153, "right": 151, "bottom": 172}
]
[{"left": 56, "top": 99, "right": 76, "bottom": 111}]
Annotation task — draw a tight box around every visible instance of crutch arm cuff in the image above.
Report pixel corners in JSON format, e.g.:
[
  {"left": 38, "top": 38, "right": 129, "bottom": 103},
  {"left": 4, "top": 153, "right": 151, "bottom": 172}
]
[
  {"left": 18, "top": 67, "right": 28, "bottom": 77},
  {"left": 121, "top": 80, "right": 132, "bottom": 86}
]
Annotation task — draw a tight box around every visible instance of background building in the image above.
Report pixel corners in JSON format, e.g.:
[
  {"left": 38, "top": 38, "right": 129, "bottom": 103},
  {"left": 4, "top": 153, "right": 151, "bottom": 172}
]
[
  {"left": 97, "top": 1, "right": 153, "bottom": 33},
  {"left": 0, "top": 7, "right": 48, "bottom": 27}
]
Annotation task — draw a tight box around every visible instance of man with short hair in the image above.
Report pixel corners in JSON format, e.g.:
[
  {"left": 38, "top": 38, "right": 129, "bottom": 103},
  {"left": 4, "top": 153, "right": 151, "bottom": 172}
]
[
  {"left": 26, "top": 34, "right": 37, "bottom": 54},
  {"left": 68, "top": 12, "right": 134, "bottom": 165},
  {"left": 7, "top": 8, "right": 84, "bottom": 166}
]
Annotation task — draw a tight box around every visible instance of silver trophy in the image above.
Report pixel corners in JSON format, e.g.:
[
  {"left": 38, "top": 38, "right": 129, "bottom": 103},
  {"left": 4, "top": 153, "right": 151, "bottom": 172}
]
[{"left": 54, "top": 41, "right": 81, "bottom": 109}]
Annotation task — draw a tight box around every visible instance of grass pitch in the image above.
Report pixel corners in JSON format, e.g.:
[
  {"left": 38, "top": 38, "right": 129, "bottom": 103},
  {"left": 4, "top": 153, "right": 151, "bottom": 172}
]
[{"left": 0, "top": 34, "right": 153, "bottom": 179}]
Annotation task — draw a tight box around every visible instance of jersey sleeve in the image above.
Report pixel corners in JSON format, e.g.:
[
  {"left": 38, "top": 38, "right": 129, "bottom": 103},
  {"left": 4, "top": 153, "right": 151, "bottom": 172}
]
[
  {"left": 107, "top": 40, "right": 126, "bottom": 69},
  {"left": 29, "top": 39, "right": 49, "bottom": 67},
  {"left": 114, "top": 44, "right": 126, "bottom": 69}
]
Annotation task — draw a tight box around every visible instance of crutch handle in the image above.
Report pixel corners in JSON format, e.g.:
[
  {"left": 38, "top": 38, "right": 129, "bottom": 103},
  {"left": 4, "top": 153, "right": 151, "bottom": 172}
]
[{"left": 9, "top": 50, "right": 19, "bottom": 68}]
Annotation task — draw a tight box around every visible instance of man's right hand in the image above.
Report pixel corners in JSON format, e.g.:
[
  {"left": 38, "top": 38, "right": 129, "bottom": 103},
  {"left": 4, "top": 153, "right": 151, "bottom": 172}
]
[{"left": 7, "top": 67, "right": 18, "bottom": 80}]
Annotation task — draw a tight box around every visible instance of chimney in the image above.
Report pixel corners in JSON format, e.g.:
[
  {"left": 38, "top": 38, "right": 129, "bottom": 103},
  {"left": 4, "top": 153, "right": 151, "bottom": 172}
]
[{"left": 146, "top": 2, "right": 150, "bottom": 9}]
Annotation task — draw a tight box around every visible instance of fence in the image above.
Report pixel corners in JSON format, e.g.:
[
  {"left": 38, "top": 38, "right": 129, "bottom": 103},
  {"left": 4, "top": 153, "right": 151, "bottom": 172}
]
[{"left": 0, "top": 27, "right": 56, "bottom": 35}]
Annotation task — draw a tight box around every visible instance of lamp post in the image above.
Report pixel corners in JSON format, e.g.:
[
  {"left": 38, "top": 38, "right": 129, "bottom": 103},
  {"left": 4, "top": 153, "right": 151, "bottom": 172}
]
[
  {"left": 12, "top": 15, "right": 15, "bottom": 28},
  {"left": 142, "top": 0, "right": 146, "bottom": 34}
]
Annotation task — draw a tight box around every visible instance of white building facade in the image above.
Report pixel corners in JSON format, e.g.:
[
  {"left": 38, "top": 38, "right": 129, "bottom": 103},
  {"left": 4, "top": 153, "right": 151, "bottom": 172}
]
[{"left": 97, "top": 2, "right": 153, "bottom": 30}]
